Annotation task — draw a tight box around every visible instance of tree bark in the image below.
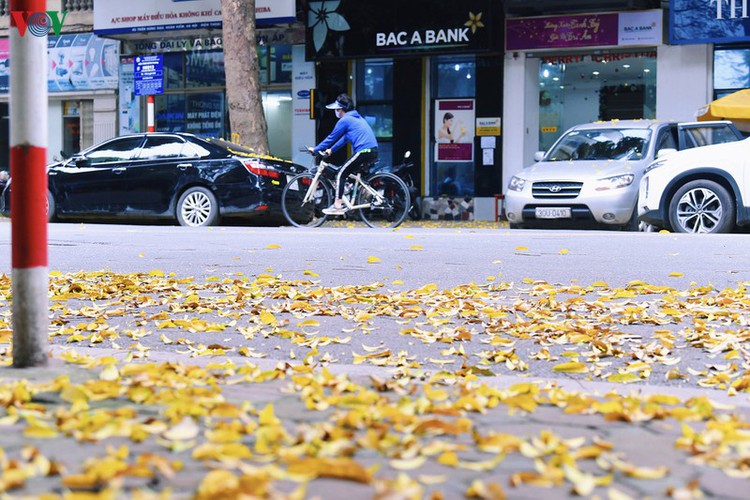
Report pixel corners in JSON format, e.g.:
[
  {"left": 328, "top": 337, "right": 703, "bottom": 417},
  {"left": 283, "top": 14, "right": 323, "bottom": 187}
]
[{"left": 221, "top": 0, "right": 270, "bottom": 155}]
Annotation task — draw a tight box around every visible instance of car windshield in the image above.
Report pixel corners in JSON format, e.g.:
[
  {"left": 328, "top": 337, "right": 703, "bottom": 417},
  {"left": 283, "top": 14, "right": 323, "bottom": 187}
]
[{"left": 546, "top": 128, "right": 651, "bottom": 162}]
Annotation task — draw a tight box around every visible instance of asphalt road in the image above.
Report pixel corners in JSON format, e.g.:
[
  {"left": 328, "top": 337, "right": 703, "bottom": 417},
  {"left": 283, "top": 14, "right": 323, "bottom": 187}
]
[{"left": 1, "top": 220, "right": 748, "bottom": 288}]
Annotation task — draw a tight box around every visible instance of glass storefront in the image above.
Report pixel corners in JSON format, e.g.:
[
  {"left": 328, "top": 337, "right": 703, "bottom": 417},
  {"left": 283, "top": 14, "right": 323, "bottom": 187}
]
[
  {"left": 714, "top": 46, "right": 750, "bottom": 98},
  {"left": 142, "top": 47, "right": 294, "bottom": 159},
  {"left": 431, "top": 55, "right": 476, "bottom": 196},
  {"left": 537, "top": 51, "right": 657, "bottom": 152},
  {"left": 356, "top": 59, "right": 394, "bottom": 166}
]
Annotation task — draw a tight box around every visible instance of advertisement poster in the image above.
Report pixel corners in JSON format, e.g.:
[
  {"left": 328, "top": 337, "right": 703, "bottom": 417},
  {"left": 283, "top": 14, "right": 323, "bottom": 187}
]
[
  {"left": 47, "top": 34, "right": 119, "bottom": 92},
  {"left": 291, "top": 45, "right": 316, "bottom": 167},
  {"left": 119, "top": 57, "right": 141, "bottom": 135},
  {"left": 0, "top": 40, "right": 9, "bottom": 93},
  {"left": 670, "top": 0, "right": 750, "bottom": 44},
  {"left": 435, "top": 99, "right": 475, "bottom": 162},
  {"left": 94, "top": 0, "right": 296, "bottom": 34}
]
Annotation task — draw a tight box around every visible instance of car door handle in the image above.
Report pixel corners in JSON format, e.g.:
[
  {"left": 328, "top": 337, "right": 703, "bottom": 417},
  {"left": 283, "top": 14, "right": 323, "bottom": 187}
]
[
  {"left": 48, "top": 171, "right": 58, "bottom": 176},
  {"left": 177, "top": 163, "right": 192, "bottom": 170},
  {"left": 112, "top": 167, "right": 126, "bottom": 174}
]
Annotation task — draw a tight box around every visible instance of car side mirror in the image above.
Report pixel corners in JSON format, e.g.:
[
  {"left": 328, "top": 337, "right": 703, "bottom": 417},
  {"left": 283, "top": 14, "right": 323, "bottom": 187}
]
[
  {"left": 533, "top": 151, "right": 545, "bottom": 162},
  {"left": 656, "top": 148, "right": 677, "bottom": 159},
  {"left": 73, "top": 155, "right": 91, "bottom": 167}
]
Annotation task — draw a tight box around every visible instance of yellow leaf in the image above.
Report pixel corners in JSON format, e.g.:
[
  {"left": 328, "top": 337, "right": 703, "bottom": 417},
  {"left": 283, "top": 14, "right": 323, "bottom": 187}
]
[
  {"left": 606, "top": 373, "right": 640, "bottom": 384},
  {"left": 410, "top": 245, "right": 424, "bottom": 251},
  {"left": 148, "top": 270, "right": 165, "bottom": 277},
  {"left": 559, "top": 249, "right": 569, "bottom": 255},
  {"left": 99, "top": 364, "right": 120, "bottom": 381},
  {"left": 437, "top": 451, "right": 459, "bottom": 466},
  {"left": 163, "top": 417, "right": 200, "bottom": 441},
  {"left": 515, "top": 246, "right": 528, "bottom": 251},
  {"left": 287, "top": 457, "right": 371, "bottom": 483},
  {"left": 367, "top": 256, "right": 381, "bottom": 264},
  {"left": 552, "top": 361, "right": 588, "bottom": 373},
  {"left": 259, "top": 404, "right": 281, "bottom": 427},
  {"left": 266, "top": 244, "right": 281, "bottom": 249},
  {"left": 392, "top": 280, "right": 404, "bottom": 285},
  {"left": 669, "top": 272, "right": 684, "bottom": 277},
  {"left": 259, "top": 310, "right": 276, "bottom": 326}
]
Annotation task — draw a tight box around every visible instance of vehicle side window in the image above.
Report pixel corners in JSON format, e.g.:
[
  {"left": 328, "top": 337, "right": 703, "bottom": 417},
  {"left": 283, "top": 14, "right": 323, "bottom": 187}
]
[
  {"left": 182, "top": 141, "right": 213, "bottom": 158},
  {"left": 656, "top": 129, "right": 678, "bottom": 151},
  {"left": 683, "top": 126, "right": 739, "bottom": 149},
  {"left": 137, "top": 137, "right": 186, "bottom": 160},
  {"left": 85, "top": 137, "right": 144, "bottom": 165}
]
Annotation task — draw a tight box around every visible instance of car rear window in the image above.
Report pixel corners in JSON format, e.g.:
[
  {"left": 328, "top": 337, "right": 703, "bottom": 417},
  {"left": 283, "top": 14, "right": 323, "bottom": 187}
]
[{"left": 546, "top": 128, "right": 651, "bottom": 162}]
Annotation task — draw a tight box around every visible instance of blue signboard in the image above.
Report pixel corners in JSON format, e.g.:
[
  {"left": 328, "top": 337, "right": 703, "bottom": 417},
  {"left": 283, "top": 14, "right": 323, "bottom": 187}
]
[
  {"left": 134, "top": 55, "right": 164, "bottom": 96},
  {"left": 670, "top": 0, "right": 750, "bottom": 44}
]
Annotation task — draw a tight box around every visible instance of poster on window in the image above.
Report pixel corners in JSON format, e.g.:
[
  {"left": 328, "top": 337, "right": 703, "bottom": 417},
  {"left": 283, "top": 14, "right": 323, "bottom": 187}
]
[{"left": 435, "top": 99, "right": 475, "bottom": 162}]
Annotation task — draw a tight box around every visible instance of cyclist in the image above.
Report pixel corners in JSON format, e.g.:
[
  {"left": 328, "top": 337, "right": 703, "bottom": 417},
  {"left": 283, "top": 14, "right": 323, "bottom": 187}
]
[{"left": 308, "top": 93, "right": 378, "bottom": 215}]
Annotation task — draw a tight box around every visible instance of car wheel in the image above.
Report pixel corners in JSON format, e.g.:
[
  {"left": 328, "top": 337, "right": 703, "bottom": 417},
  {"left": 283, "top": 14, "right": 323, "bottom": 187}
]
[
  {"left": 509, "top": 223, "right": 526, "bottom": 229},
  {"left": 176, "top": 187, "right": 219, "bottom": 227},
  {"left": 668, "top": 180, "right": 735, "bottom": 234},
  {"left": 46, "top": 191, "right": 56, "bottom": 222}
]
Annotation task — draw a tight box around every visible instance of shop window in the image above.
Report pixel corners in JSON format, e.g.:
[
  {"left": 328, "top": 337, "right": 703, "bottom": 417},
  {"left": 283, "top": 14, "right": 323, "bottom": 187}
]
[
  {"left": 357, "top": 59, "right": 394, "bottom": 165},
  {"left": 186, "top": 51, "right": 225, "bottom": 88},
  {"left": 262, "top": 90, "right": 292, "bottom": 161},
  {"left": 62, "top": 100, "right": 81, "bottom": 157},
  {"left": 163, "top": 53, "right": 184, "bottom": 89},
  {"left": 270, "top": 46, "right": 292, "bottom": 84},
  {"left": 714, "top": 47, "right": 750, "bottom": 96},
  {"left": 431, "top": 56, "right": 476, "bottom": 197},
  {"left": 537, "top": 51, "right": 657, "bottom": 152}
]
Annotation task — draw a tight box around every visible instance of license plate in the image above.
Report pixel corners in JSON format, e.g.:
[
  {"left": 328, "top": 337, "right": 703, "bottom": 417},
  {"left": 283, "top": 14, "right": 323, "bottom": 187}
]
[{"left": 535, "top": 207, "right": 571, "bottom": 219}]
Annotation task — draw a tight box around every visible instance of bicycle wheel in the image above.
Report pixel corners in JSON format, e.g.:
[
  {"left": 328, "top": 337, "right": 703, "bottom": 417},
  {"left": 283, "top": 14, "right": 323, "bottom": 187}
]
[
  {"left": 357, "top": 172, "right": 410, "bottom": 228},
  {"left": 281, "top": 173, "right": 333, "bottom": 227}
]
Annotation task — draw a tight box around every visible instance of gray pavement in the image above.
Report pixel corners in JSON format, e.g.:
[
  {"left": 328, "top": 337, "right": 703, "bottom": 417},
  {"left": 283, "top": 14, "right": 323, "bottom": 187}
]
[{"left": 0, "top": 220, "right": 749, "bottom": 498}]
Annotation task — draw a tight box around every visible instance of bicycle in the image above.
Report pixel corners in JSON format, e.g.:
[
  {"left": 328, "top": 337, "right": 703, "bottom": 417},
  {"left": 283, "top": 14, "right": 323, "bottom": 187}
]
[{"left": 281, "top": 148, "right": 411, "bottom": 228}]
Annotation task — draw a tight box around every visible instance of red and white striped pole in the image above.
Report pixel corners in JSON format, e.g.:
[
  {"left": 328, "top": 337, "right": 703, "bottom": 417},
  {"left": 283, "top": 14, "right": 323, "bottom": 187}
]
[
  {"left": 147, "top": 95, "right": 155, "bottom": 132},
  {"left": 10, "top": 0, "right": 49, "bottom": 367}
]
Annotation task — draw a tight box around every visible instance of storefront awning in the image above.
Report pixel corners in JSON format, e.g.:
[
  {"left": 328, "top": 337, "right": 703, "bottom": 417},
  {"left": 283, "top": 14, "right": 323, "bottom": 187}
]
[{"left": 697, "top": 89, "right": 750, "bottom": 133}]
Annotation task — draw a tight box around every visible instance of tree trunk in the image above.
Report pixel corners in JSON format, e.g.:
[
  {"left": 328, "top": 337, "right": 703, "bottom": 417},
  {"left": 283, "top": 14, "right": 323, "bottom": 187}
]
[{"left": 221, "top": 0, "right": 270, "bottom": 155}]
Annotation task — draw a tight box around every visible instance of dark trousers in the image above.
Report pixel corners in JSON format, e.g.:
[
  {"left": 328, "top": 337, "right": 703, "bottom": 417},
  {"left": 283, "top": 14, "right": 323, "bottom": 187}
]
[{"left": 335, "top": 149, "right": 378, "bottom": 199}]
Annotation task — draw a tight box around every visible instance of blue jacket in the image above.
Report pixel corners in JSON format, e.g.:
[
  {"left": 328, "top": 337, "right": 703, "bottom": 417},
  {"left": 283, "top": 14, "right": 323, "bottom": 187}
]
[{"left": 314, "top": 110, "right": 378, "bottom": 154}]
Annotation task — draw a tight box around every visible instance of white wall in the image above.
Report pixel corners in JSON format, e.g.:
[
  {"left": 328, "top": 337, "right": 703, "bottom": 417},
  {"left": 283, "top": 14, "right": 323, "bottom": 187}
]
[
  {"left": 656, "top": 44, "right": 713, "bottom": 121},
  {"left": 502, "top": 53, "right": 539, "bottom": 195}
]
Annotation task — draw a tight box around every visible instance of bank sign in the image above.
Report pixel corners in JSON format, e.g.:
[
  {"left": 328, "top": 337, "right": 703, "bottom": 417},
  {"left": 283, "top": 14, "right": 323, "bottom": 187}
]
[
  {"left": 306, "top": 0, "right": 498, "bottom": 59},
  {"left": 670, "top": 0, "right": 750, "bottom": 43}
]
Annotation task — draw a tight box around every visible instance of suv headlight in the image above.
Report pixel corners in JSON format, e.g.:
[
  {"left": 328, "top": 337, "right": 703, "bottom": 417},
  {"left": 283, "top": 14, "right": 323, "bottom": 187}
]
[
  {"left": 594, "top": 173, "right": 634, "bottom": 191},
  {"left": 508, "top": 175, "right": 527, "bottom": 192}
]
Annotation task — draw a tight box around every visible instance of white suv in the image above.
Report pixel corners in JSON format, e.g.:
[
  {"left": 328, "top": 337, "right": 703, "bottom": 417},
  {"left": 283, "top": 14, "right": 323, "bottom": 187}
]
[
  {"left": 505, "top": 120, "right": 742, "bottom": 230},
  {"left": 638, "top": 137, "right": 750, "bottom": 233}
]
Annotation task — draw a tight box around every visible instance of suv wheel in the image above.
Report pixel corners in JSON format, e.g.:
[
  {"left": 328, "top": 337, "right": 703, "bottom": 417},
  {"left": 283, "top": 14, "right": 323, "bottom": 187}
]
[{"left": 668, "top": 180, "right": 735, "bottom": 234}]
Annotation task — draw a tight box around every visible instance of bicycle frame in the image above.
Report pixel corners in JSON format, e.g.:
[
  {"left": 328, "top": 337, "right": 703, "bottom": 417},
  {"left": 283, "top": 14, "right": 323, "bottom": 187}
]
[{"left": 301, "top": 161, "right": 385, "bottom": 211}]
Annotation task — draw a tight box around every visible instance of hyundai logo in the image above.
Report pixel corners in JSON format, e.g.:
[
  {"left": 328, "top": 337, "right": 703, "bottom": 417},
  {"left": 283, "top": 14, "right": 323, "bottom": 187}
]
[{"left": 548, "top": 185, "right": 562, "bottom": 193}]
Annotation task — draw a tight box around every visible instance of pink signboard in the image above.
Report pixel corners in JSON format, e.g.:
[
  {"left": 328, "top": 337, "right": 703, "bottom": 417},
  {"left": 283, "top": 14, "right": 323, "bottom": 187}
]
[{"left": 506, "top": 13, "right": 620, "bottom": 51}]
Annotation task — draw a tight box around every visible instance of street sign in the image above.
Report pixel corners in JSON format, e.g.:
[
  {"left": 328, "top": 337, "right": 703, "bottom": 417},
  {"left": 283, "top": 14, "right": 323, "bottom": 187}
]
[{"left": 134, "top": 54, "right": 163, "bottom": 96}]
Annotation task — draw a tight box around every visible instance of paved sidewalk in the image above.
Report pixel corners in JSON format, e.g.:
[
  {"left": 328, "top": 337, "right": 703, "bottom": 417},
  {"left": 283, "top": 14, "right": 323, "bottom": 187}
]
[{"left": 0, "top": 346, "right": 747, "bottom": 499}]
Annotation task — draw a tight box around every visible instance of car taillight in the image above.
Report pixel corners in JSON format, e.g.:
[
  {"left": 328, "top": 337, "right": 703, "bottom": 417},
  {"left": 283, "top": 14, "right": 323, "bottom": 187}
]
[{"left": 243, "top": 160, "right": 280, "bottom": 179}]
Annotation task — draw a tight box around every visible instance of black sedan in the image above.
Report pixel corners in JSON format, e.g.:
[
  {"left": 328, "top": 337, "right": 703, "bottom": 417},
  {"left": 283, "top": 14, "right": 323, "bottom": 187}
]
[{"left": 0, "top": 133, "right": 307, "bottom": 226}]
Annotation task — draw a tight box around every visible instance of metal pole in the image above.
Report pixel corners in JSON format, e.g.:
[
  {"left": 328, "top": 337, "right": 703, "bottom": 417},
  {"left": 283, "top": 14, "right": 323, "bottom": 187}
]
[
  {"left": 10, "top": 0, "right": 49, "bottom": 367},
  {"left": 147, "top": 95, "right": 155, "bottom": 132}
]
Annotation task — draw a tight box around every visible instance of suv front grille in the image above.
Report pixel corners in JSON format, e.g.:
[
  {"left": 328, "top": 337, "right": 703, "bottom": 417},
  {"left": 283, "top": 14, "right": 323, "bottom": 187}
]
[{"left": 532, "top": 181, "right": 582, "bottom": 199}]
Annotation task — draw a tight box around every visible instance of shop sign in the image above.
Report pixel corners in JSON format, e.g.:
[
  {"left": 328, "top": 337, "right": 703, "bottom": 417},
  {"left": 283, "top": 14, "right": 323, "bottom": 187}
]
[
  {"left": 506, "top": 10, "right": 662, "bottom": 51},
  {"left": 307, "top": 0, "right": 498, "bottom": 60},
  {"left": 540, "top": 51, "right": 657, "bottom": 65},
  {"left": 94, "top": 0, "right": 295, "bottom": 35},
  {"left": 435, "top": 99, "right": 475, "bottom": 162},
  {"left": 476, "top": 117, "right": 501, "bottom": 136},
  {"left": 670, "top": 0, "right": 750, "bottom": 44},
  {"left": 124, "top": 27, "right": 303, "bottom": 55}
]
